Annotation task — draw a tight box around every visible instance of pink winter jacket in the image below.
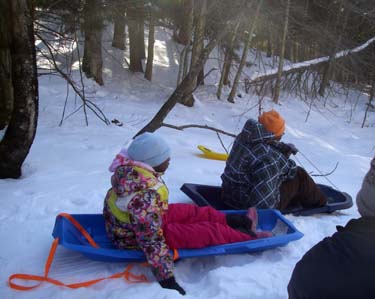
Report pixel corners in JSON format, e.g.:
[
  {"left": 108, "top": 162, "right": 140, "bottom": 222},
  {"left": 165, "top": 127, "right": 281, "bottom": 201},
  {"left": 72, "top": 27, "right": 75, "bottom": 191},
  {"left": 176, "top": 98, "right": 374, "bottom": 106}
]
[{"left": 103, "top": 149, "right": 252, "bottom": 281}]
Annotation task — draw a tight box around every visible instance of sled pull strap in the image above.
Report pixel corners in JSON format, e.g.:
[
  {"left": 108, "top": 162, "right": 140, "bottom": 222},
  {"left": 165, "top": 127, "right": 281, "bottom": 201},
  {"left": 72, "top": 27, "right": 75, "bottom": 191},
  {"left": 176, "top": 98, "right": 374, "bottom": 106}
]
[
  {"left": 173, "top": 248, "right": 179, "bottom": 261},
  {"left": 9, "top": 238, "right": 60, "bottom": 291},
  {"left": 9, "top": 237, "right": 148, "bottom": 290},
  {"left": 8, "top": 214, "right": 150, "bottom": 291},
  {"left": 57, "top": 213, "right": 99, "bottom": 248}
]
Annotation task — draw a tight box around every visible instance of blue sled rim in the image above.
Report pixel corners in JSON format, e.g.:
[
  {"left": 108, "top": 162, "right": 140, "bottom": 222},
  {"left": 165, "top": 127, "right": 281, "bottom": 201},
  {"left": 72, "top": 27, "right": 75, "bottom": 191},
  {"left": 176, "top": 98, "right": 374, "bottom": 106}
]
[
  {"left": 180, "top": 183, "right": 353, "bottom": 216},
  {"left": 52, "top": 210, "right": 303, "bottom": 263}
]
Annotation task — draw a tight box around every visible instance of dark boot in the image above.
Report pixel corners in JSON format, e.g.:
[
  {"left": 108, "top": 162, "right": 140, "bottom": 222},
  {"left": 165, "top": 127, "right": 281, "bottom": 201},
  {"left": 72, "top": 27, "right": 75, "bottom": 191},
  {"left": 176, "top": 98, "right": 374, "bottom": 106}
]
[
  {"left": 225, "top": 214, "right": 257, "bottom": 238},
  {"left": 279, "top": 166, "right": 327, "bottom": 211}
]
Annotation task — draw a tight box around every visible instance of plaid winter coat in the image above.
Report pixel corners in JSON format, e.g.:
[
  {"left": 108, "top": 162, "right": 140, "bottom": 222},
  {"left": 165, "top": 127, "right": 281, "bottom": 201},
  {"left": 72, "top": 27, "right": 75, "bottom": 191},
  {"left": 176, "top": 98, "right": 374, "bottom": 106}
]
[
  {"left": 221, "top": 119, "right": 297, "bottom": 209},
  {"left": 103, "top": 158, "right": 174, "bottom": 281},
  {"left": 104, "top": 153, "right": 254, "bottom": 282}
]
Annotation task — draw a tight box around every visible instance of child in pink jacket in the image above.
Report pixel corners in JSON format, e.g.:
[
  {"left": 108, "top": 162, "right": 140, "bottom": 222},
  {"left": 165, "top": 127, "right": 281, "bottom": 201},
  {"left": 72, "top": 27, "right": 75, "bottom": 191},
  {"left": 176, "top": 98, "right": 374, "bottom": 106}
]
[{"left": 103, "top": 132, "right": 266, "bottom": 295}]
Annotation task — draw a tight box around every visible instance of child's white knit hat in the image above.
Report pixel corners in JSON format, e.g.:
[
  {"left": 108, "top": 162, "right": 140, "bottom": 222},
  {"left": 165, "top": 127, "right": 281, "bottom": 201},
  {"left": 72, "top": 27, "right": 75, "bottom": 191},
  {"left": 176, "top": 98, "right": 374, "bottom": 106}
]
[{"left": 128, "top": 132, "right": 171, "bottom": 168}]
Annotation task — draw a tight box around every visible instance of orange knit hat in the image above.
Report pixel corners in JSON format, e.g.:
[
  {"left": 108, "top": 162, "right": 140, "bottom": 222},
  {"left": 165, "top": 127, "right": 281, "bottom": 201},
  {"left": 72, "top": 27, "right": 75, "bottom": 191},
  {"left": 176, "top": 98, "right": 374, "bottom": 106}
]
[{"left": 258, "top": 110, "right": 285, "bottom": 137}]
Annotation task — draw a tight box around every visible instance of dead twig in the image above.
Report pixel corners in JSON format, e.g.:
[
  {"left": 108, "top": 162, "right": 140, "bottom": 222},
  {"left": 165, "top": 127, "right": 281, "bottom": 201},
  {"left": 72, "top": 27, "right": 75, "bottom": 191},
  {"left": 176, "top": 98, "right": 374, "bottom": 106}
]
[
  {"left": 310, "top": 161, "right": 339, "bottom": 177},
  {"left": 162, "top": 123, "right": 236, "bottom": 138},
  {"left": 36, "top": 33, "right": 110, "bottom": 125},
  {"left": 216, "top": 132, "right": 229, "bottom": 154},
  {"left": 298, "top": 151, "right": 340, "bottom": 190},
  {"left": 74, "top": 30, "right": 88, "bottom": 126}
]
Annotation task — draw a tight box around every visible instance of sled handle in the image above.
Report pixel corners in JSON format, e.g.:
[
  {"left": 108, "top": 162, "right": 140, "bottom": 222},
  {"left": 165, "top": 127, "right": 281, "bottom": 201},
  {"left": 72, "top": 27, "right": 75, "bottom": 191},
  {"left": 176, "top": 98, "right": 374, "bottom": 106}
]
[{"left": 8, "top": 213, "right": 151, "bottom": 291}]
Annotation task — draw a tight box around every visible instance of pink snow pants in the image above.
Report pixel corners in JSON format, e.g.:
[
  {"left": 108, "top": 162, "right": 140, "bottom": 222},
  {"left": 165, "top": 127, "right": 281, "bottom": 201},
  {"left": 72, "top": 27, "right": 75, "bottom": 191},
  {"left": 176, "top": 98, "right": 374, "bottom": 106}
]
[{"left": 162, "top": 203, "right": 253, "bottom": 249}]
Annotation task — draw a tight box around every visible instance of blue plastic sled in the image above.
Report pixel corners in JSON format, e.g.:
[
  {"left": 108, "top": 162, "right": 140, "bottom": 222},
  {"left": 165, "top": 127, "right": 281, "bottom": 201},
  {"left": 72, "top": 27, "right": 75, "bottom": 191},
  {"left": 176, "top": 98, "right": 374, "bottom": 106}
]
[
  {"left": 180, "top": 183, "right": 353, "bottom": 216},
  {"left": 52, "top": 211, "right": 303, "bottom": 263}
]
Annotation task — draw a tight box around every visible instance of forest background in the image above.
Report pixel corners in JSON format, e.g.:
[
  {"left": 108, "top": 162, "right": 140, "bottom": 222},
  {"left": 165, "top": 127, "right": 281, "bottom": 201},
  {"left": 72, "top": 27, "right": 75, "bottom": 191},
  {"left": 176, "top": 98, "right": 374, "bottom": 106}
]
[{"left": 1, "top": 0, "right": 375, "bottom": 176}]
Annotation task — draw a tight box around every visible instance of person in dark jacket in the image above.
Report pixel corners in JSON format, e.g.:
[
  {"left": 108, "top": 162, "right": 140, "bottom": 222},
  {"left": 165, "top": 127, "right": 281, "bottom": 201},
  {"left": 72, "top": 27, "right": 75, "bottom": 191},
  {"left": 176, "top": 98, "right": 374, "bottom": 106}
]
[
  {"left": 221, "top": 110, "right": 327, "bottom": 211},
  {"left": 287, "top": 156, "right": 375, "bottom": 299}
]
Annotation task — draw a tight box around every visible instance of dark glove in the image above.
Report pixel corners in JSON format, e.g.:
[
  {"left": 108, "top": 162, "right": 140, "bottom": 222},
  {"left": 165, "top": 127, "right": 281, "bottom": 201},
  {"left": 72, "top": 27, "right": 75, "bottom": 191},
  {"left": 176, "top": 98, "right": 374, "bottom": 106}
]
[
  {"left": 286, "top": 143, "right": 298, "bottom": 155},
  {"left": 159, "top": 276, "right": 186, "bottom": 295},
  {"left": 269, "top": 141, "right": 298, "bottom": 157}
]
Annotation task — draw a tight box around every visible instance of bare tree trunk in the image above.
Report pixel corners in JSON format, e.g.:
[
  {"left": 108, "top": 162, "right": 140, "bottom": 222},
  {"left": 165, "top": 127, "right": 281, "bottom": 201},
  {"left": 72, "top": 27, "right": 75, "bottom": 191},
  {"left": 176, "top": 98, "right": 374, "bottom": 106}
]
[
  {"left": 0, "top": 0, "right": 13, "bottom": 130},
  {"left": 136, "top": 25, "right": 231, "bottom": 137},
  {"left": 112, "top": 3, "right": 126, "bottom": 50},
  {"left": 144, "top": 9, "right": 155, "bottom": 81},
  {"left": 127, "top": 4, "right": 144, "bottom": 72},
  {"left": 318, "top": 0, "right": 348, "bottom": 97},
  {"left": 176, "top": 0, "right": 193, "bottom": 85},
  {"left": 362, "top": 76, "right": 375, "bottom": 128},
  {"left": 221, "top": 51, "right": 232, "bottom": 84},
  {"left": 195, "top": 0, "right": 206, "bottom": 87},
  {"left": 197, "top": 69, "right": 205, "bottom": 86},
  {"left": 287, "top": 38, "right": 294, "bottom": 62},
  {"left": 318, "top": 57, "right": 334, "bottom": 97},
  {"left": 294, "top": 41, "right": 299, "bottom": 62},
  {"left": 176, "top": 0, "right": 193, "bottom": 45},
  {"left": 273, "top": 0, "right": 290, "bottom": 104},
  {"left": 82, "top": 0, "right": 104, "bottom": 85},
  {"left": 180, "top": 0, "right": 207, "bottom": 107},
  {"left": 140, "top": 18, "right": 146, "bottom": 59},
  {"left": 228, "top": 0, "right": 263, "bottom": 103},
  {"left": 266, "top": 26, "right": 273, "bottom": 57},
  {"left": 182, "top": 44, "right": 191, "bottom": 79},
  {"left": 0, "top": 0, "right": 38, "bottom": 179},
  {"left": 177, "top": 45, "right": 188, "bottom": 86},
  {"left": 192, "top": 1, "right": 206, "bottom": 73},
  {"left": 217, "top": 22, "right": 240, "bottom": 99}
]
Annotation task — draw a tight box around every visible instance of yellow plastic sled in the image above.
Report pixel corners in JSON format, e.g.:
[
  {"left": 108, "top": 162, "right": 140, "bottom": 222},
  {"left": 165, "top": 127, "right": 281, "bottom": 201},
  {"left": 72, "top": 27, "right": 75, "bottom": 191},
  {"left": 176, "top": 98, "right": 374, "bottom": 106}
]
[{"left": 197, "top": 145, "right": 229, "bottom": 161}]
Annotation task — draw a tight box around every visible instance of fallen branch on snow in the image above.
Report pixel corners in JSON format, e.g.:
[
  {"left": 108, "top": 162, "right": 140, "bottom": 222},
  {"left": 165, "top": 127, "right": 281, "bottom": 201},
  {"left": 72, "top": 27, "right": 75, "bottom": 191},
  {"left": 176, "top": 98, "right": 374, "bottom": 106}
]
[
  {"left": 249, "top": 36, "right": 375, "bottom": 85},
  {"left": 162, "top": 123, "right": 236, "bottom": 138}
]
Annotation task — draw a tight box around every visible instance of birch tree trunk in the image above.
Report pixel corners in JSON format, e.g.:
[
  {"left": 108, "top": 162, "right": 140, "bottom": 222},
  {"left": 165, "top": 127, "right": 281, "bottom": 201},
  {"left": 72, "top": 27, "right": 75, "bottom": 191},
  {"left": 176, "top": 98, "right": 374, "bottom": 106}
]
[
  {"left": 273, "top": 0, "right": 290, "bottom": 104},
  {"left": 144, "top": 9, "right": 155, "bottom": 81},
  {"left": 82, "top": 0, "right": 104, "bottom": 85},
  {"left": 227, "top": 0, "right": 263, "bottom": 103},
  {"left": 177, "top": 45, "right": 189, "bottom": 86},
  {"left": 0, "top": 0, "right": 38, "bottom": 179},
  {"left": 182, "top": 44, "right": 191, "bottom": 79}
]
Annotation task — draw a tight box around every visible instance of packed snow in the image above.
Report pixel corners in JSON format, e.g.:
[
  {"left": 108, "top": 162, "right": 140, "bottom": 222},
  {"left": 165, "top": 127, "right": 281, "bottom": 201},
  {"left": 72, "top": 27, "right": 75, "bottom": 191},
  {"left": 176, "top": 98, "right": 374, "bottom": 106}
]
[{"left": 0, "top": 26, "right": 374, "bottom": 299}]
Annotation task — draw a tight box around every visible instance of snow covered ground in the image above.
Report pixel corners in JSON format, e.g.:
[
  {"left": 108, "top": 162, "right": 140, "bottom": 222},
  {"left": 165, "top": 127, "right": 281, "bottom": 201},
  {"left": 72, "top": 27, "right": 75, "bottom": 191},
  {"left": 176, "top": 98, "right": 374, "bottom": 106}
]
[{"left": 0, "top": 26, "right": 374, "bottom": 299}]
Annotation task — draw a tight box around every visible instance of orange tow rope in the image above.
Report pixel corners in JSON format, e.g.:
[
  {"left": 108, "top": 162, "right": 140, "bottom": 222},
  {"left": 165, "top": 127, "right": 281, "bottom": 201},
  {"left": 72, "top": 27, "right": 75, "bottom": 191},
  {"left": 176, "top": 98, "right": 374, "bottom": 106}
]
[
  {"left": 8, "top": 213, "right": 151, "bottom": 291},
  {"left": 57, "top": 213, "right": 100, "bottom": 248}
]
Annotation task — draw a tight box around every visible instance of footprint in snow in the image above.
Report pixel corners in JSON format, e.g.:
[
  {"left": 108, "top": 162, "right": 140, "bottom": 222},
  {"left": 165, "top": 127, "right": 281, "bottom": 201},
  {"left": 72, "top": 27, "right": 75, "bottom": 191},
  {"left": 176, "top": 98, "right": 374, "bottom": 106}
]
[{"left": 69, "top": 197, "right": 88, "bottom": 206}]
